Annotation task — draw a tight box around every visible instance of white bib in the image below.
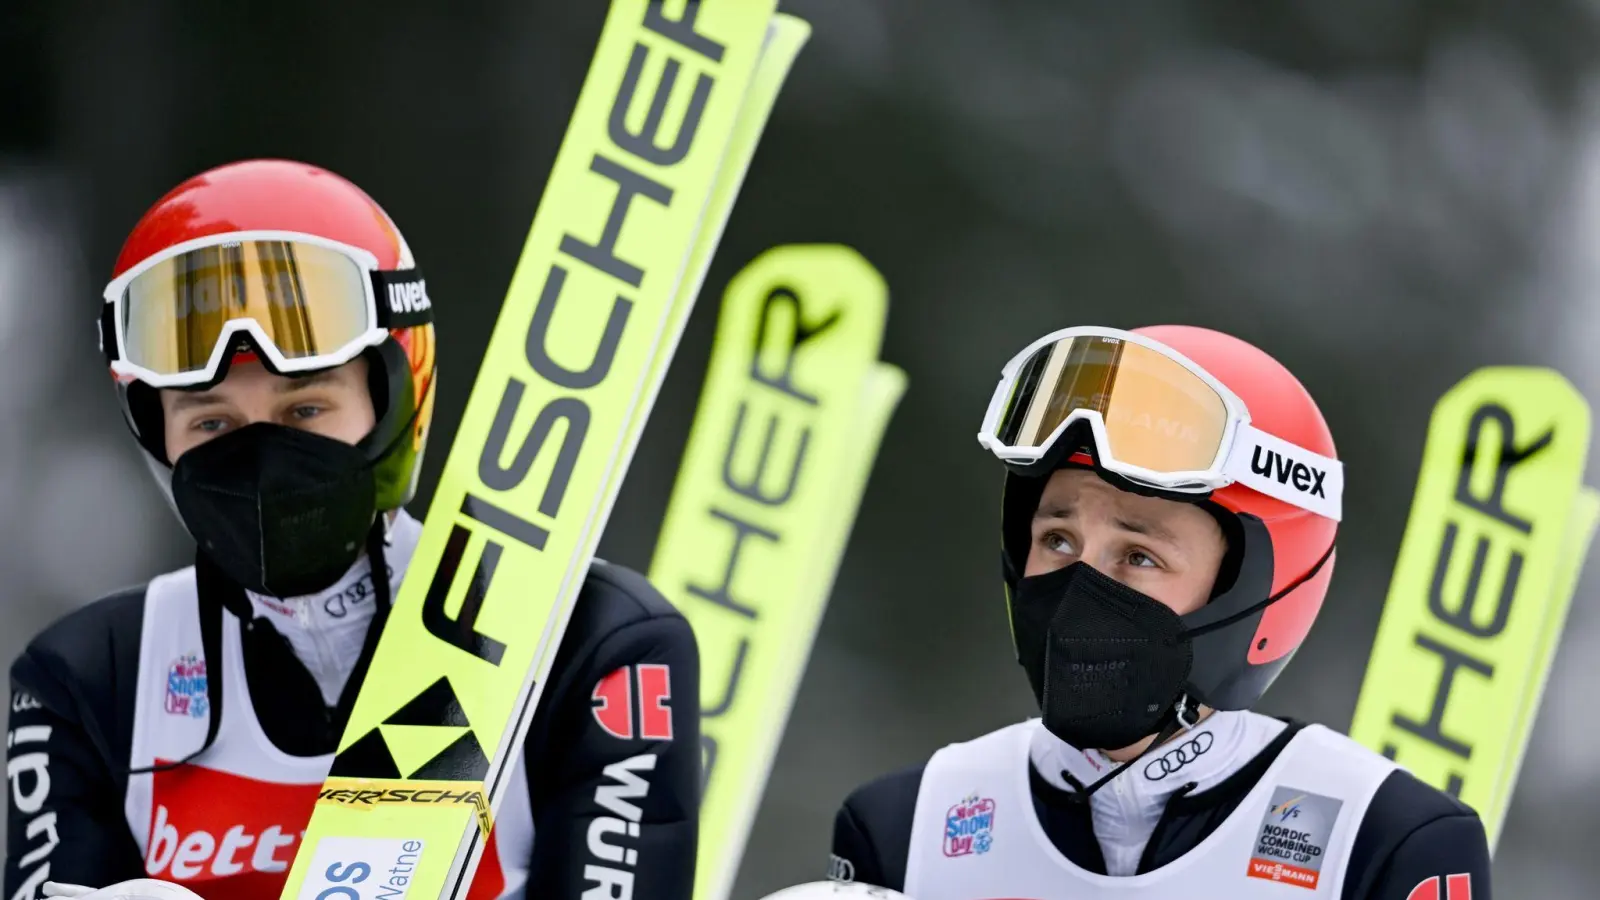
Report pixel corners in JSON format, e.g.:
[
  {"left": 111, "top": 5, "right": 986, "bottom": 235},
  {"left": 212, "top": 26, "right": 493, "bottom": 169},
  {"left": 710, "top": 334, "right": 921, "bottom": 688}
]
[
  {"left": 121, "top": 569, "right": 534, "bottom": 900},
  {"left": 906, "top": 720, "right": 1397, "bottom": 900}
]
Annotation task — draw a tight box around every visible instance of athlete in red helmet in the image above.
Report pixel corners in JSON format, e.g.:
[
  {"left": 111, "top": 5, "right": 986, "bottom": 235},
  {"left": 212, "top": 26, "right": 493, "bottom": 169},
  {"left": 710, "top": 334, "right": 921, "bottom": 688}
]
[
  {"left": 826, "top": 326, "right": 1491, "bottom": 899},
  {"left": 3, "top": 160, "right": 701, "bottom": 900}
]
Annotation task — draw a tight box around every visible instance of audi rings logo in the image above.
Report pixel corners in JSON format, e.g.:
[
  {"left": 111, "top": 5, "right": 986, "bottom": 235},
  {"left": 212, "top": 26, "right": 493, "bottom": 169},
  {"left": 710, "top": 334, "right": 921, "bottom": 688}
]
[{"left": 1143, "top": 731, "right": 1214, "bottom": 781}]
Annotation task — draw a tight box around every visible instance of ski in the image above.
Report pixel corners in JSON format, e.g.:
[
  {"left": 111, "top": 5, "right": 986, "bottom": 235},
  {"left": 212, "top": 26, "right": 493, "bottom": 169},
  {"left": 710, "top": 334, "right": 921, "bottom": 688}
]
[
  {"left": 646, "top": 245, "right": 905, "bottom": 900},
  {"left": 1349, "top": 366, "right": 1598, "bottom": 853},
  {"left": 280, "top": 3, "right": 796, "bottom": 898},
  {"left": 602, "top": 12, "right": 814, "bottom": 514}
]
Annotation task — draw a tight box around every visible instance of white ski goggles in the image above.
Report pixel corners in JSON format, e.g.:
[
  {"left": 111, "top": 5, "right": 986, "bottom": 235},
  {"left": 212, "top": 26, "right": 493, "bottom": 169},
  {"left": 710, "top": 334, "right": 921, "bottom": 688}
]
[
  {"left": 976, "top": 326, "right": 1343, "bottom": 521},
  {"left": 100, "top": 229, "right": 432, "bottom": 389}
]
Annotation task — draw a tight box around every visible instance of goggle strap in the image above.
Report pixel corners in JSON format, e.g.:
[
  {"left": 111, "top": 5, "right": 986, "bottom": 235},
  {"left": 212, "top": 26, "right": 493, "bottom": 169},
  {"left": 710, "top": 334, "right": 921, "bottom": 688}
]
[
  {"left": 1224, "top": 424, "right": 1343, "bottom": 521},
  {"left": 371, "top": 268, "right": 433, "bottom": 329}
]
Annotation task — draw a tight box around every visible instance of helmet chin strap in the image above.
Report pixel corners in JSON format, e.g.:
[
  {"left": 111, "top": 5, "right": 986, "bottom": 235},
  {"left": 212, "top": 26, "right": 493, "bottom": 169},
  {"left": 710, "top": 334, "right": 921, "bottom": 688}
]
[{"left": 1057, "top": 694, "right": 1203, "bottom": 802}]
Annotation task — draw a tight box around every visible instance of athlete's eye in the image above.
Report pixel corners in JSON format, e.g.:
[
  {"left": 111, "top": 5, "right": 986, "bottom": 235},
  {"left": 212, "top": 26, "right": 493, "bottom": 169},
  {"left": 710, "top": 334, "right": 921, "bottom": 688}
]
[
  {"left": 194, "top": 417, "right": 229, "bottom": 434},
  {"left": 1127, "top": 549, "right": 1160, "bottom": 568},
  {"left": 1042, "top": 532, "right": 1076, "bottom": 556},
  {"left": 290, "top": 404, "right": 324, "bottom": 421}
]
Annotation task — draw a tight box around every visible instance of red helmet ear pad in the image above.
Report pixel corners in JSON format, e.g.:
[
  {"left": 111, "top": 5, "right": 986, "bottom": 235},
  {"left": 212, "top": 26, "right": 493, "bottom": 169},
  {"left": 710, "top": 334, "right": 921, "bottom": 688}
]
[{"left": 1177, "top": 511, "right": 1334, "bottom": 708}]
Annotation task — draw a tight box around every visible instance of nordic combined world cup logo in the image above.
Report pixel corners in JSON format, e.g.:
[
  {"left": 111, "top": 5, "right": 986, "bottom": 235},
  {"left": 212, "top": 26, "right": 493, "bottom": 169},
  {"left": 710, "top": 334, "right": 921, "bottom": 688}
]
[
  {"left": 164, "top": 654, "right": 208, "bottom": 718},
  {"left": 943, "top": 793, "right": 996, "bottom": 857}
]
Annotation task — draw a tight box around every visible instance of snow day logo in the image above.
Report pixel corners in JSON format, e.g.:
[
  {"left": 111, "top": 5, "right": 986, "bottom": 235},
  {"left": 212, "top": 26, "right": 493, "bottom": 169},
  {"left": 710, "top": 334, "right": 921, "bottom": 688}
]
[
  {"left": 164, "top": 654, "right": 208, "bottom": 718},
  {"left": 943, "top": 793, "right": 996, "bottom": 857}
]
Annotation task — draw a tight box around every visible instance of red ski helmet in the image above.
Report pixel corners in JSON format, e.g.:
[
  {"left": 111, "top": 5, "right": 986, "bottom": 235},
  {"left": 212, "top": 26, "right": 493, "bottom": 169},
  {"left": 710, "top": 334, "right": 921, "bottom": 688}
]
[
  {"left": 99, "top": 159, "right": 437, "bottom": 513},
  {"left": 996, "top": 324, "right": 1339, "bottom": 710}
]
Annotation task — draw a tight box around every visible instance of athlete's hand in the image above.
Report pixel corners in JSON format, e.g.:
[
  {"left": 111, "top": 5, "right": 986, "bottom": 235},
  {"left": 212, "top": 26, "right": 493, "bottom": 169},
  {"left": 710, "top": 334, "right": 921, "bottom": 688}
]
[{"left": 41, "top": 880, "right": 203, "bottom": 900}]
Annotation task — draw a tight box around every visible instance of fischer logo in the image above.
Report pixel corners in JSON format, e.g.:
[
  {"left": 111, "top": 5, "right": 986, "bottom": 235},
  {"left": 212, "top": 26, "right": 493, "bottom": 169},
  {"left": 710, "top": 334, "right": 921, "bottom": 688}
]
[
  {"left": 1251, "top": 447, "right": 1328, "bottom": 498},
  {"left": 145, "top": 804, "right": 301, "bottom": 878},
  {"left": 1406, "top": 874, "right": 1473, "bottom": 900},
  {"left": 581, "top": 753, "right": 657, "bottom": 900},
  {"left": 8, "top": 720, "right": 58, "bottom": 900},
  {"left": 591, "top": 664, "right": 674, "bottom": 741},
  {"left": 334, "top": 0, "right": 739, "bottom": 789},
  {"left": 386, "top": 279, "right": 432, "bottom": 315},
  {"left": 317, "top": 780, "right": 492, "bottom": 840},
  {"left": 1143, "top": 730, "right": 1213, "bottom": 781}
]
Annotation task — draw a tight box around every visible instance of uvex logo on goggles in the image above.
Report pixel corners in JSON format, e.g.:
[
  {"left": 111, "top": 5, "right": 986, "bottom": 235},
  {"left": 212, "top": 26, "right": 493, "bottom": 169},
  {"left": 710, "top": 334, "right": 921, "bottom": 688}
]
[
  {"left": 1251, "top": 446, "right": 1329, "bottom": 499},
  {"left": 387, "top": 279, "right": 433, "bottom": 315},
  {"left": 1228, "top": 427, "right": 1343, "bottom": 521}
]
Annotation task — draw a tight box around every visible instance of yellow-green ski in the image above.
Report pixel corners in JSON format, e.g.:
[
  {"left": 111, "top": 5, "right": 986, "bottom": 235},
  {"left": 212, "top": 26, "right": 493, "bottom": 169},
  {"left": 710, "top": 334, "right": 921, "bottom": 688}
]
[
  {"left": 1349, "top": 367, "right": 1597, "bottom": 853},
  {"left": 281, "top": 2, "right": 798, "bottom": 897},
  {"left": 647, "top": 245, "right": 905, "bottom": 900}
]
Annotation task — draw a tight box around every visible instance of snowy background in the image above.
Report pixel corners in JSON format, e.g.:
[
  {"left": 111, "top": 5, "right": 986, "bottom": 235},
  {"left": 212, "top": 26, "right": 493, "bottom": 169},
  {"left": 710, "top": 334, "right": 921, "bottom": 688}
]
[{"left": 7, "top": 0, "right": 1600, "bottom": 896}]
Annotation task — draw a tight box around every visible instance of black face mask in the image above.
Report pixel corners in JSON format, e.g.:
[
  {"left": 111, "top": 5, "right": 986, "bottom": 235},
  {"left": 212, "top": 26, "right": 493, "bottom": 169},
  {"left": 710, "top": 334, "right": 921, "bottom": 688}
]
[
  {"left": 1010, "top": 561, "right": 1195, "bottom": 753},
  {"left": 171, "top": 422, "right": 378, "bottom": 598}
]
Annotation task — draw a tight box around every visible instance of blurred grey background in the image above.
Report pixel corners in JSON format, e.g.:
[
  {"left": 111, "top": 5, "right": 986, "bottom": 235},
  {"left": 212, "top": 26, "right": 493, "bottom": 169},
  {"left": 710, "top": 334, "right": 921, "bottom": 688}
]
[{"left": 6, "top": 0, "right": 1600, "bottom": 896}]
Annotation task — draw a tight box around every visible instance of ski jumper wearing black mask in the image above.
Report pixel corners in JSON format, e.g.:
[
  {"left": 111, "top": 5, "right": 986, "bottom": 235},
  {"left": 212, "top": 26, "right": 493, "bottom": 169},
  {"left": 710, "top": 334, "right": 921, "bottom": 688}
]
[
  {"left": 827, "top": 325, "right": 1490, "bottom": 900},
  {"left": 5, "top": 160, "right": 700, "bottom": 900}
]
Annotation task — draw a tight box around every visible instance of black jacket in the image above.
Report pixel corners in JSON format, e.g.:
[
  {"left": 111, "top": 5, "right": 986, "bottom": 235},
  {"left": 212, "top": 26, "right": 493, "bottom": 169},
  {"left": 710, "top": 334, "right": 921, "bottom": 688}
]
[{"left": 5, "top": 559, "right": 700, "bottom": 900}]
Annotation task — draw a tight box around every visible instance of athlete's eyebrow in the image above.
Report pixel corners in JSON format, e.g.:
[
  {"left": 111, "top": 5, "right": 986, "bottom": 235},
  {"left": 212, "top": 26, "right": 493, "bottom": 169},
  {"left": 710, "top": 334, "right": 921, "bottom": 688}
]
[
  {"left": 1035, "top": 503, "right": 1180, "bottom": 543},
  {"left": 274, "top": 370, "right": 345, "bottom": 394},
  {"left": 1113, "top": 516, "right": 1178, "bottom": 544},
  {"left": 166, "top": 370, "right": 346, "bottom": 411},
  {"left": 165, "top": 390, "right": 226, "bottom": 412}
]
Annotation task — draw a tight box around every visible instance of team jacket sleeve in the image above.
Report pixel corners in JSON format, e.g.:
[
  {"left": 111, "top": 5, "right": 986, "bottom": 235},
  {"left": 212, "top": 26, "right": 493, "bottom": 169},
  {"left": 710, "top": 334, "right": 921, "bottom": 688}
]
[
  {"left": 828, "top": 765, "right": 923, "bottom": 891},
  {"left": 1353, "top": 813, "right": 1490, "bottom": 900},
  {"left": 1343, "top": 769, "right": 1491, "bottom": 900},
  {"left": 526, "top": 612, "right": 701, "bottom": 900},
  {"left": 6, "top": 647, "right": 144, "bottom": 899},
  {"left": 831, "top": 801, "right": 893, "bottom": 889}
]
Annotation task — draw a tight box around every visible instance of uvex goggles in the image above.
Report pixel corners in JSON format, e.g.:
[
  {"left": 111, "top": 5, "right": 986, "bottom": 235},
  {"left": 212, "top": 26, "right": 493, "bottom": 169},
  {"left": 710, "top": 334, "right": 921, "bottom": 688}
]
[
  {"left": 976, "top": 326, "right": 1343, "bottom": 521},
  {"left": 100, "top": 230, "right": 432, "bottom": 389}
]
